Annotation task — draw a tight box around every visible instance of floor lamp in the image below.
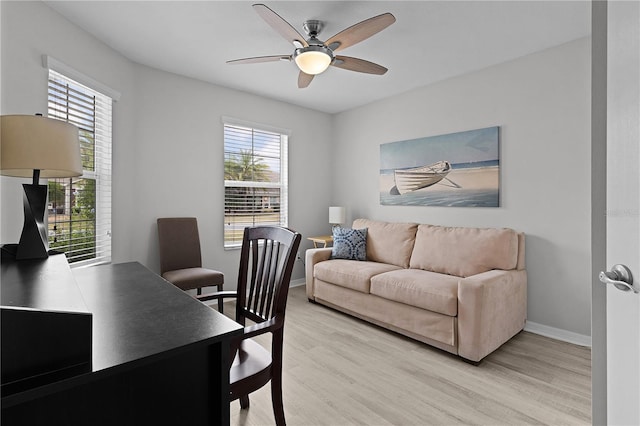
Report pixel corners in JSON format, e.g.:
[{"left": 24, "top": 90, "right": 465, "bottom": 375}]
[{"left": 1, "top": 115, "right": 82, "bottom": 260}]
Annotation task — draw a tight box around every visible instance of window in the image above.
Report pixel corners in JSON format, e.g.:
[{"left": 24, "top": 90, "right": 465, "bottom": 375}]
[
  {"left": 47, "top": 69, "right": 112, "bottom": 266},
  {"left": 223, "top": 122, "right": 288, "bottom": 248}
]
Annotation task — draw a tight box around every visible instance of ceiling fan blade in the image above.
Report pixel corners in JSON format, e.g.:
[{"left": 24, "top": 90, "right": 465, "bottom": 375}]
[
  {"left": 298, "top": 71, "right": 314, "bottom": 88},
  {"left": 325, "top": 13, "right": 395, "bottom": 52},
  {"left": 253, "top": 4, "right": 308, "bottom": 48},
  {"left": 332, "top": 56, "right": 388, "bottom": 75},
  {"left": 227, "top": 55, "right": 291, "bottom": 65}
]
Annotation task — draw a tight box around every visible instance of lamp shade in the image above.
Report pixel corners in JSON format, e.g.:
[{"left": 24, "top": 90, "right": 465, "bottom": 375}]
[
  {"left": 1, "top": 115, "right": 82, "bottom": 178},
  {"left": 329, "top": 206, "right": 346, "bottom": 225}
]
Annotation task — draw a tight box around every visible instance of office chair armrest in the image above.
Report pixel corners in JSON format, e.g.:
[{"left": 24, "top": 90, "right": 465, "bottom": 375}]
[
  {"left": 196, "top": 290, "right": 238, "bottom": 303},
  {"left": 241, "top": 317, "right": 284, "bottom": 340}
]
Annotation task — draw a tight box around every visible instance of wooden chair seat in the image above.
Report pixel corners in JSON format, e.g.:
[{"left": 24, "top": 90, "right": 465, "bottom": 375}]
[{"left": 229, "top": 339, "right": 272, "bottom": 399}]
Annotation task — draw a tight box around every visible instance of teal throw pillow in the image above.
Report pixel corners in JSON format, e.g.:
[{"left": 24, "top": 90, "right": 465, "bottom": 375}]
[{"left": 331, "top": 227, "right": 367, "bottom": 261}]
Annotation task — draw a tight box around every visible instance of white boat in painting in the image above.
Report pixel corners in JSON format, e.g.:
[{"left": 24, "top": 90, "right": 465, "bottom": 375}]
[{"left": 393, "top": 161, "right": 452, "bottom": 194}]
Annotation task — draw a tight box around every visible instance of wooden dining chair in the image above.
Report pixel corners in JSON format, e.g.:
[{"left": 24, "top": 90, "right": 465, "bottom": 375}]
[
  {"left": 157, "top": 217, "right": 225, "bottom": 312},
  {"left": 198, "top": 226, "right": 301, "bottom": 426}
]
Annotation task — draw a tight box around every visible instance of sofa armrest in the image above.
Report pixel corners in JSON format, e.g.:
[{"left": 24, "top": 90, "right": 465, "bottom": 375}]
[
  {"left": 457, "top": 269, "right": 527, "bottom": 362},
  {"left": 305, "top": 248, "right": 333, "bottom": 300}
]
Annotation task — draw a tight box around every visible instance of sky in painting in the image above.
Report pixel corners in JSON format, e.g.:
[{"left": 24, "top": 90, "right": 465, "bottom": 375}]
[{"left": 380, "top": 126, "right": 499, "bottom": 171}]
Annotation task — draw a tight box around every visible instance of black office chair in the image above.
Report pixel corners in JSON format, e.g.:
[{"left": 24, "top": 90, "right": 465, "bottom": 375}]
[
  {"left": 157, "top": 217, "right": 225, "bottom": 312},
  {"left": 199, "top": 226, "right": 301, "bottom": 426}
]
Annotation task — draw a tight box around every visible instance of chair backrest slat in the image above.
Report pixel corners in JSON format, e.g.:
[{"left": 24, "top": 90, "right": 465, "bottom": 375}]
[
  {"left": 249, "top": 238, "right": 276, "bottom": 319},
  {"left": 246, "top": 241, "right": 260, "bottom": 313},
  {"left": 263, "top": 241, "right": 281, "bottom": 319},
  {"left": 259, "top": 239, "right": 271, "bottom": 316},
  {"left": 257, "top": 240, "right": 276, "bottom": 317}
]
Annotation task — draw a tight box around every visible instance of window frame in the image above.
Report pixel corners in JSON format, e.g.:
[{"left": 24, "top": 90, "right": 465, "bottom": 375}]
[
  {"left": 45, "top": 59, "right": 119, "bottom": 267},
  {"left": 223, "top": 119, "right": 289, "bottom": 249}
]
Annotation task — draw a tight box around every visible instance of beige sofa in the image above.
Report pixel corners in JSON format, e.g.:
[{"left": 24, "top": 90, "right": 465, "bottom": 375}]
[{"left": 305, "top": 219, "right": 527, "bottom": 362}]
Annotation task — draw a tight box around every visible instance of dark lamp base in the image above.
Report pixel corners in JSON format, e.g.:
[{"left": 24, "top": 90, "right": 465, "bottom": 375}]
[{"left": 15, "top": 183, "right": 49, "bottom": 260}]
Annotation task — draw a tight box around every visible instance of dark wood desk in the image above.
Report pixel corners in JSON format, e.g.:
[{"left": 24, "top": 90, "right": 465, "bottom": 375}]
[{"left": 1, "top": 256, "right": 242, "bottom": 425}]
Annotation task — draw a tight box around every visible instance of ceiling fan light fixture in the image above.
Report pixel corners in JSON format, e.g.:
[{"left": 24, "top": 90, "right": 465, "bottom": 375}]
[
  {"left": 233, "top": 5, "right": 396, "bottom": 88},
  {"left": 294, "top": 46, "right": 333, "bottom": 75}
]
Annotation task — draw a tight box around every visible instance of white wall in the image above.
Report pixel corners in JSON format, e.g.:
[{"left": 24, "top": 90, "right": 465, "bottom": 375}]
[
  {"left": 129, "top": 64, "right": 333, "bottom": 285},
  {"left": 331, "top": 38, "right": 592, "bottom": 338},
  {"left": 0, "top": 1, "right": 334, "bottom": 287}
]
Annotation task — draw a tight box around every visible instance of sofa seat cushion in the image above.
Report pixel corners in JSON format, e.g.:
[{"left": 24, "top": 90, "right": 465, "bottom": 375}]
[
  {"left": 314, "top": 259, "right": 402, "bottom": 293},
  {"left": 313, "top": 281, "right": 457, "bottom": 348},
  {"left": 370, "top": 269, "right": 459, "bottom": 316},
  {"left": 410, "top": 224, "right": 519, "bottom": 277}
]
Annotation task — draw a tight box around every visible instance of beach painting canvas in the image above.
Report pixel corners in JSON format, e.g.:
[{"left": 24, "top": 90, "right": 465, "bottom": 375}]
[{"left": 380, "top": 126, "right": 500, "bottom": 207}]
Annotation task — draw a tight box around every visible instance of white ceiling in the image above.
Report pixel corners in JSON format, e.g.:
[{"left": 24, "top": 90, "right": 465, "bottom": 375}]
[{"left": 44, "top": 1, "right": 591, "bottom": 114}]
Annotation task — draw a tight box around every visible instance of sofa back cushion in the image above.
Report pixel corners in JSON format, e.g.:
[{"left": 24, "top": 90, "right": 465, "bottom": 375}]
[
  {"left": 352, "top": 219, "right": 418, "bottom": 268},
  {"left": 409, "top": 224, "right": 519, "bottom": 277}
]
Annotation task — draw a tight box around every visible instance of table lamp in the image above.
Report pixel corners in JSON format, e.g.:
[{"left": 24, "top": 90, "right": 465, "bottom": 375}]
[
  {"left": 1, "top": 114, "right": 82, "bottom": 260},
  {"left": 329, "top": 206, "right": 346, "bottom": 229}
]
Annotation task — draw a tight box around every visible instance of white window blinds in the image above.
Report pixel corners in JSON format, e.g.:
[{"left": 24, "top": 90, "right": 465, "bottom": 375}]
[
  {"left": 223, "top": 123, "right": 289, "bottom": 248},
  {"left": 47, "top": 69, "right": 112, "bottom": 266}
]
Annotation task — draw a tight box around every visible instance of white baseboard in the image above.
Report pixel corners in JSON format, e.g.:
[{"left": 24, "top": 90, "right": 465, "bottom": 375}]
[
  {"left": 525, "top": 321, "right": 591, "bottom": 347},
  {"left": 290, "top": 278, "right": 306, "bottom": 288}
]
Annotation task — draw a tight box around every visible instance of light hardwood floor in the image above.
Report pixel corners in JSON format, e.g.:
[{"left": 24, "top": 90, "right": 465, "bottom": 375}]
[{"left": 227, "top": 285, "right": 591, "bottom": 426}]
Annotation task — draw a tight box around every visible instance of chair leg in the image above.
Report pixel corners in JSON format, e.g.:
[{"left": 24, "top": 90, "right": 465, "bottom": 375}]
[
  {"left": 239, "top": 395, "right": 250, "bottom": 409},
  {"left": 271, "top": 332, "right": 286, "bottom": 426},
  {"left": 217, "top": 284, "right": 224, "bottom": 313},
  {"left": 271, "top": 373, "right": 286, "bottom": 426}
]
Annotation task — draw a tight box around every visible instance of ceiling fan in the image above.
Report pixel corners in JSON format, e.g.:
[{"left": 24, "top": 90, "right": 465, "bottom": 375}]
[{"left": 227, "top": 4, "right": 396, "bottom": 88}]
